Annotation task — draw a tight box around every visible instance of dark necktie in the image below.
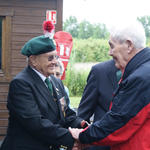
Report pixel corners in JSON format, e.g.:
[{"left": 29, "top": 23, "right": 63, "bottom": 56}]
[
  {"left": 116, "top": 70, "right": 122, "bottom": 84},
  {"left": 45, "top": 77, "right": 53, "bottom": 94}
]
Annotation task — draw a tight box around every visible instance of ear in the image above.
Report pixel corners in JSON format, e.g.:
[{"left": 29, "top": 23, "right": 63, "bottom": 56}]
[
  {"left": 29, "top": 55, "right": 37, "bottom": 67},
  {"left": 126, "top": 40, "right": 134, "bottom": 54}
]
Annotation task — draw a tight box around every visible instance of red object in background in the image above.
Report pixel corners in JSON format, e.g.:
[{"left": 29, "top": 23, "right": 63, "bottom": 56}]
[
  {"left": 43, "top": 20, "right": 55, "bottom": 33},
  {"left": 54, "top": 31, "right": 73, "bottom": 80},
  {"left": 46, "top": 10, "right": 57, "bottom": 24}
]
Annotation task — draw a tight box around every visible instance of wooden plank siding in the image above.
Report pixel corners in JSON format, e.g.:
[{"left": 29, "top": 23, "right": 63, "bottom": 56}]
[{"left": 0, "top": 0, "right": 63, "bottom": 141}]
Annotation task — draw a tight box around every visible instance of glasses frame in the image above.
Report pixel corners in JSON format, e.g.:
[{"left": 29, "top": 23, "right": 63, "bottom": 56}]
[{"left": 48, "top": 55, "right": 59, "bottom": 61}]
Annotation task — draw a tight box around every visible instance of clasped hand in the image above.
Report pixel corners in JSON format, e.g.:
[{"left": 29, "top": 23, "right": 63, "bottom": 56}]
[{"left": 69, "top": 127, "right": 91, "bottom": 150}]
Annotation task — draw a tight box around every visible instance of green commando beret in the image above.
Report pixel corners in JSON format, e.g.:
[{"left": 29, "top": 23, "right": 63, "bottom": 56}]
[{"left": 21, "top": 35, "right": 56, "bottom": 57}]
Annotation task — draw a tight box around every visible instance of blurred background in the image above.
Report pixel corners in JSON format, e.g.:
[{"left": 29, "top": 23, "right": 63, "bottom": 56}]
[{"left": 62, "top": 0, "right": 150, "bottom": 108}]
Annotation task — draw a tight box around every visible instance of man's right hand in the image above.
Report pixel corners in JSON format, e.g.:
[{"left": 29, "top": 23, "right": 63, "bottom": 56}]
[{"left": 69, "top": 127, "right": 83, "bottom": 140}]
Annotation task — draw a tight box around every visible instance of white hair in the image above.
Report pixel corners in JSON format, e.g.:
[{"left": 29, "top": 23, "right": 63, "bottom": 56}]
[
  {"left": 56, "top": 59, "right": 64, "bottom": 75},
  {"left": 109, "top": 20, "right": 146, "bottom": 49}
]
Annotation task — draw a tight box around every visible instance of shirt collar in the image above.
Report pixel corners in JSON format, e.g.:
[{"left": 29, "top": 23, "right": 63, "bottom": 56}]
[{"left": 31, "top": 67, "right": 48, "bottom": 82}]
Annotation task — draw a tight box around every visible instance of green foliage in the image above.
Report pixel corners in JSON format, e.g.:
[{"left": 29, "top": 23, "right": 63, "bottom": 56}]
[
  {"left": 92, "top": 23, "right": 109, "bottom": 39},
  {"left": 62, "top": 38, "right": 112, "bottom": 96},
  {"left": 63, "top": 16, "right": 109, "bottom": 39},
  {"left": 63, "top": 64, "right": 90, "bottom": 97},
  {"left": 147, "top": 38, "right": 150, "bottom": 47},
  {"left": 70, "top": 97, "right": 81, "bottom": 108},
  {"left": 71, "top": 38, "right": 111, "bottom": 62},
  {"left": 62, "top": 37, "right": 111, "bottom": 96},
  {"left": 78, "top": 21, "right": 93, "bottom": 39},
  {"left": 63, "top": 15, "right": 150, "bottom": 41},
  {"left": 137, "top": 16, "right": 150, "bottom": 39},
  {"left": 63, "top": 16, "right": 79, "bottom": 37}
]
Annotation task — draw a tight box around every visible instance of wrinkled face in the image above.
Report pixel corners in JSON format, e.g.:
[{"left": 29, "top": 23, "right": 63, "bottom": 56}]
[
  {"left": 30, "top": 50, "right": 58, "bottom": 77},
  {"left": 108, "top": 37, "right": 129, "bottom": 71}
]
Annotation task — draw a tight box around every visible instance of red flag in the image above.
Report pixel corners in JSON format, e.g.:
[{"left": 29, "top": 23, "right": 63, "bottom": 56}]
[{"left": 54, "top": 31, "right": 73, "bottom": 80}]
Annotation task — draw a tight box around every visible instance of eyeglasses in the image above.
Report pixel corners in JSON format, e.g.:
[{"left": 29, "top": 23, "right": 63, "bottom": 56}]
[{"left": 48, "top": 55, "right": 59, "bottom": 61}]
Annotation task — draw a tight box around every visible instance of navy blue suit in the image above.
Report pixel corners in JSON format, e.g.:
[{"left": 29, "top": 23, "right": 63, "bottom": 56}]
[{"left": 77, "top": 59, "right": 118, "bottom": 150}]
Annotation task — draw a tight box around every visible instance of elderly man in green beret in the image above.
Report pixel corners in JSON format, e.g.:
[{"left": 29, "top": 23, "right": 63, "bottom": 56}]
[{"left": 0, "top": 35, "right": 87, "bottom": 150}]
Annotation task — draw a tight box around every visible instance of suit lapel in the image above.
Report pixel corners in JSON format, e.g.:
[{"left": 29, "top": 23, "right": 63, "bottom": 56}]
[
  {"left": 107, "top": 63, "right": 118, "bottom": 91},
  {"left": 27, "top": 66, "right": 57, "bottom": 114},
  {"left": 50, "top": 76, "right": 65, "bottom": 120}
]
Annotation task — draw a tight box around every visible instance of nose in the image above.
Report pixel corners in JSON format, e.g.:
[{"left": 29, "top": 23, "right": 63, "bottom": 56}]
[{"left": 51, "top": 58, "right": 57, "bottom": 65}]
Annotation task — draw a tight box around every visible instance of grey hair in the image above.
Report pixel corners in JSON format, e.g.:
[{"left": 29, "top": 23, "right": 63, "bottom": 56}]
[
  {"left": 110, "top": 20, "right": 146, "bottom": 49},
  {"left": 56, "top": 59, "right": 64, "bottom": 75},
  {"left": 26, "top": 57, "right": 29, "bottom": 63},
  {"left": 26, "top": 56, "right": 32, "bottom": 66}
]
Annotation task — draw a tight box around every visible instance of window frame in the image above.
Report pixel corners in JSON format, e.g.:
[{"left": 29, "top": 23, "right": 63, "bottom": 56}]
[
  {"left": 0, "top": 9, "right": 13, "bottom": 82},
  {"left": 0, "top": 17, "right": 2, "bottom": 70}
]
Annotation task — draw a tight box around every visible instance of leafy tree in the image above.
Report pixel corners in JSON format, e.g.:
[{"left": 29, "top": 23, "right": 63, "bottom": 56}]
[
  {"left": 63, "top": 16, "right": 109, "bottom": 39},
  {"left": 70, "top": 38, "right": 111, "bottom": 62},
  {"left": 78, "top": 20, "right": 93, "bottom": 39},
  {"left": 63, "top": 16, "right": 79, "bottom": 37},
  {"left": 93, "top": 23, "right": 109, "bottom": 39},
  {"left": 137, "top": 16, "right": 150, "bottom": 39}
]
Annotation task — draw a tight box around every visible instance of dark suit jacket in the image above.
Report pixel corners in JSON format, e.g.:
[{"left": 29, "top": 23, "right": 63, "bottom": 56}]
[
  {"left": 0, "top": 66, "right": 82, "bottom": 150},
  {"left": 77, "top": 60, "right": 118, "bottom": 150}
]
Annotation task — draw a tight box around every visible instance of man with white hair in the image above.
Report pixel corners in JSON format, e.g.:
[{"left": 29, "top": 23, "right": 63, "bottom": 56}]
[{"left": 69, "top": 20, "right": 150, "bottom": 150}]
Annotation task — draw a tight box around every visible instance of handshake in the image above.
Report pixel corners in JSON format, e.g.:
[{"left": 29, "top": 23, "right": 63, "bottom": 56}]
[{"left": 68, "top": 120, "right": 91, "bottom": 150}]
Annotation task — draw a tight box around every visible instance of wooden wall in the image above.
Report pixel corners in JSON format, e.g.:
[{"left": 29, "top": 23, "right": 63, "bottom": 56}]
[{"left": 0, "top": 0, "right": 63, "bottom": 141}]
